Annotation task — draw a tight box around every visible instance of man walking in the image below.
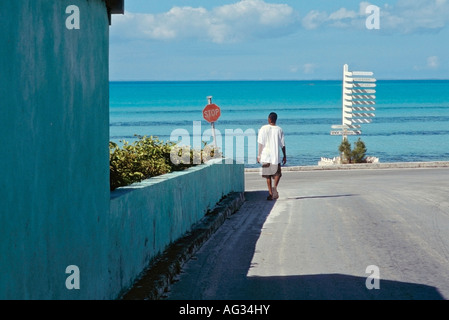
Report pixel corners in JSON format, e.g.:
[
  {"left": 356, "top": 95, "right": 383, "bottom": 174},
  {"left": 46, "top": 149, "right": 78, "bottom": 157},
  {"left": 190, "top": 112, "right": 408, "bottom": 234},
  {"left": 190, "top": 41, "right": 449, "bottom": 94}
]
[{"left": 257, "top": 112, "right": 287, "bottom": 200}]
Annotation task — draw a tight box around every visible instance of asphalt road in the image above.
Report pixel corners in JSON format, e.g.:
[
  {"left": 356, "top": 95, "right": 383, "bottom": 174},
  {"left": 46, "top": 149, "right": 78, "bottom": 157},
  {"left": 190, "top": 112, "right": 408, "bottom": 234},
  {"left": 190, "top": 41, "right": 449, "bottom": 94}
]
[{"left": 164, "top": 167, "right": 449, "bottom": 300}]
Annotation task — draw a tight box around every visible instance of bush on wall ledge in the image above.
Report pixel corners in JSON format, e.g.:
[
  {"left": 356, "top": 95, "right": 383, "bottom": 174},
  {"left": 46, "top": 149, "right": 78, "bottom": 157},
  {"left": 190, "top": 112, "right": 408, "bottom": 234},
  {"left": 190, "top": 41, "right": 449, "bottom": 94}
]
[{"left": 109, "top": 135, "right": 221, "bottom": 191}]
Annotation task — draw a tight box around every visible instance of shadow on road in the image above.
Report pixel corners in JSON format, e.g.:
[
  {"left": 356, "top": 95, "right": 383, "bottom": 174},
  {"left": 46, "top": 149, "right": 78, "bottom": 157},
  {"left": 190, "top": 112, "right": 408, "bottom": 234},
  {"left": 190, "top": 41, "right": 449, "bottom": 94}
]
[
  {"left": 237, "top": 274, "right": 445, "bottom": 300},
  {"left": 285, "top": 194, "right": 358, "bottom": 200},
  {"left": 222, "top": 191, "right": 444, "bottom": 300},
  {"left": 243, "top": 190, "right": 277, "bottom": 202},
  {"left": 162, "top": 191, "right": 445, "bottom": 300}
]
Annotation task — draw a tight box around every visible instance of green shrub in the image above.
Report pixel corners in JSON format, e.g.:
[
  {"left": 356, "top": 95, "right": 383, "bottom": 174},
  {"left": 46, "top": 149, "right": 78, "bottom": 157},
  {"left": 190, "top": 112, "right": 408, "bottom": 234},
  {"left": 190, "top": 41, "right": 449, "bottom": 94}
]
[
  {"left": 338, "top": 138, "right": 352, "bottom": 164},
  {"left": 338, "top": 138, "right": 367, "bottom": 164},
  {"left": 351, "top": 138, "right": 367, "bottom": 163},
  {"left": 109, "top": 135, "right": 222, "bottom": 191}
]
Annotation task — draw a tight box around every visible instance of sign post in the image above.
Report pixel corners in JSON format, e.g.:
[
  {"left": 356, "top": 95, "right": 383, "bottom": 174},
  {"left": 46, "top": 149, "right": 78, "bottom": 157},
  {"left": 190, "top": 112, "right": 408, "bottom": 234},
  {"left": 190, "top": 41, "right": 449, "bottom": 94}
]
[
  {"left": 203, "top": 96, "right": 221, "bottom": 149},
  {"left": 331, "top": 64, "right": 376, "bottom": 140}
]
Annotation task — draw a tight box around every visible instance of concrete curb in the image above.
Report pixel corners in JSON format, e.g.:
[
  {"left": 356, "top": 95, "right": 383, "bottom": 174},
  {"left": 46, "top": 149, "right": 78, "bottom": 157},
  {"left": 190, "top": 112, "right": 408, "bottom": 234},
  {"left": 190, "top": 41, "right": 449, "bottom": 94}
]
[
  {"left": 119, "top": 191, "right": 245, "bottom": 300},
  {"left": 245, "top": 161, "right": 449, "bottom": 173}
]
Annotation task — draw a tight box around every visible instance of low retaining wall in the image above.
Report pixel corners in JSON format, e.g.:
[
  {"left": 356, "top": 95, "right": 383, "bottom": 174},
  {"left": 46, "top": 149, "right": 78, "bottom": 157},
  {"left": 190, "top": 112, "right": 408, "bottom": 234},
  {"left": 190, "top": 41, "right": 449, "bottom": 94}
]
[{"left": 108, "top": 158, "right": 244, "bottom": 298}]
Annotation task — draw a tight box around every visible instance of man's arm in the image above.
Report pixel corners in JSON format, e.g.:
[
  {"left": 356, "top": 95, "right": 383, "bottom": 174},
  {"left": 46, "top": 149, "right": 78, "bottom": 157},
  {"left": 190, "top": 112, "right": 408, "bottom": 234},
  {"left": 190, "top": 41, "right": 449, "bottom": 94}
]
[
  {"left": 257, "top": 127, "right": 266, "bottom": 163},
  {"left": 281, "top": 146, "right": 287, "bottom": 165},
  {"left": 257, "top": 143, "right": 264, "bottom": 163}
]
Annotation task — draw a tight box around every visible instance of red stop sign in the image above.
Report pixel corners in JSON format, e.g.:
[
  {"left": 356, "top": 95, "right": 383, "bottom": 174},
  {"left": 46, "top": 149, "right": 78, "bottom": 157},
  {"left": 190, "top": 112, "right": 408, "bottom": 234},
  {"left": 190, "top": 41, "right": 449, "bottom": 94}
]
[{"left": 202, "top": 103, "right": 221, "bottom": 123}]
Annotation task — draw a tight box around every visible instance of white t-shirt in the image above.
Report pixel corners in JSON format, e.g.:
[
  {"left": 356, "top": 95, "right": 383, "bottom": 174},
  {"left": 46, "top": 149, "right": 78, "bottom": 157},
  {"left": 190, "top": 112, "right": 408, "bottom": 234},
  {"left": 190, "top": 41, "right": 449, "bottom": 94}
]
[{"left": 258, "top": 124, "right": 285, "bottom": 164}]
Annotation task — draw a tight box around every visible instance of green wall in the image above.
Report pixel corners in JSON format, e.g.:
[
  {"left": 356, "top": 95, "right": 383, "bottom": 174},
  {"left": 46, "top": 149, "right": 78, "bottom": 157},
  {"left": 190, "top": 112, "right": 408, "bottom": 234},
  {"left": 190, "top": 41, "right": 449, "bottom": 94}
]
[{"left": 0, "top": 0, "right": 111, "bottom": 299}]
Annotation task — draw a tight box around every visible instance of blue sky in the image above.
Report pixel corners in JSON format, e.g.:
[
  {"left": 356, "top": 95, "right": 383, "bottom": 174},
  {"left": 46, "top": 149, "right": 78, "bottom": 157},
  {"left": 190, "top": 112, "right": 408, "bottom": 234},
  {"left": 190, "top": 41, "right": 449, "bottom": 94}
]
[{"left": 109, "top": 0, "right": 449, "bottom": 80}]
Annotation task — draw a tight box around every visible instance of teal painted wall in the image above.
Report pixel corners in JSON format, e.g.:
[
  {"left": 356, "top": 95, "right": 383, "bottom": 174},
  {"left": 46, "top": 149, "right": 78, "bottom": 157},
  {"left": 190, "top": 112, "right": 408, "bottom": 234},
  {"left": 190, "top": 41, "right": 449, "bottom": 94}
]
[
  {"left": 0, "top": 0, "right": 245, "bottom": 300},
  {"left": 109, "top": 159, "right": 245, "bottom": 298},
  {"left": 0, "top": 1, "right": 111, "bottom": 299}
]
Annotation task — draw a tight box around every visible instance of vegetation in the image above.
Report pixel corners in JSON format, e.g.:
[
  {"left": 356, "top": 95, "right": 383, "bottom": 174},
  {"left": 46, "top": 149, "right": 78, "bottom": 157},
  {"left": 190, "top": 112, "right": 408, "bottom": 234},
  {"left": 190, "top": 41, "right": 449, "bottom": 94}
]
[
  {"left": 338, "top": 138, "right": 367, "bottom": 164},
  {"left": 338, "top": 139, "right": 352, "bottom": 163},
  {"left": 109, "top": 135, "right": 221, "bottom": 191}
]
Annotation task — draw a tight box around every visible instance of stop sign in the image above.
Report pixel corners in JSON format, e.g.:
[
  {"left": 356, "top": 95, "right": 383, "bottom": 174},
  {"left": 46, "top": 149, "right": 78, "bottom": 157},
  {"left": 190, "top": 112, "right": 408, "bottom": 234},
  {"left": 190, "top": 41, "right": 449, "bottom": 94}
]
[{"left": 202, "top": 103, "right": 221, "bottom": 123}]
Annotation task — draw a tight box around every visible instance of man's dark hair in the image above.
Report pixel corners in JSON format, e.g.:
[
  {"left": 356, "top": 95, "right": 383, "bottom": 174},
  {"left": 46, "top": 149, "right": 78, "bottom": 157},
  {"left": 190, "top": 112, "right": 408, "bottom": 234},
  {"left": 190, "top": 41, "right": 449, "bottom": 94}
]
[{"left": 268, "top": 112, "right": 278, "bottom": 123}]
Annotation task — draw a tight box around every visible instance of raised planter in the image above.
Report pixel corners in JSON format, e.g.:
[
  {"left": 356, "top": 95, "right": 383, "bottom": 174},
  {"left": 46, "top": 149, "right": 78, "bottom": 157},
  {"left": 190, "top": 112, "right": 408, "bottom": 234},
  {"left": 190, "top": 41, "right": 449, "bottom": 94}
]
[{"left": 108, "top": 158, "right": 244, "bottom": 298}]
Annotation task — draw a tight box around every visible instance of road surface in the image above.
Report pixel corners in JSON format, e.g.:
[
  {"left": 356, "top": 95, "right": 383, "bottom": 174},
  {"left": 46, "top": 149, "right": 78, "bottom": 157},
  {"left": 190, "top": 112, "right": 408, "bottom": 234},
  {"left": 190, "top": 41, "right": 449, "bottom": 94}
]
[{"left": 164, "top": 167, "right": 449, "bottom": 300}]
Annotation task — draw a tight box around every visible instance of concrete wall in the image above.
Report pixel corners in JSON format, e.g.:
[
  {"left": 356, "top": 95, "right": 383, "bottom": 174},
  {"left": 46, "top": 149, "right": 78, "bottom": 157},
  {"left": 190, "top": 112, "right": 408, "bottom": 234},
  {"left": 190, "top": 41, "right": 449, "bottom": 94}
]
[
  {"left": 0, "top": 0, "right": 111, "bottom": 299},
  {"left": 109, "top": 159, "right": 245, "bottom": 298},
  {"left": 0, "top": 0, "right": 245, "bottom": 300},
  {"left": 0, "top": 0, "right": 244, "bottom": 299}
]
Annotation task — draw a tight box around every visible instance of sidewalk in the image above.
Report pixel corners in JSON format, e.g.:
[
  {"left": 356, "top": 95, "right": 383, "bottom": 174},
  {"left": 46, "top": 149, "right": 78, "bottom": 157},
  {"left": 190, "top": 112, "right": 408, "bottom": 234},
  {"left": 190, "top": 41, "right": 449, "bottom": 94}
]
[{"left": 120, "top": 161, "right": 449, "bottom": 300}]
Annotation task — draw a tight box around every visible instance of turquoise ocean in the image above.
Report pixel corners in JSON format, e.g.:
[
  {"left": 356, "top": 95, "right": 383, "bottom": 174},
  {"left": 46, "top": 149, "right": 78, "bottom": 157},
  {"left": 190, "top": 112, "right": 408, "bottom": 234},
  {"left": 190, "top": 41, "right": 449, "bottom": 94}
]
[{"left": 109, "top": 80, "right": 449, "bottom": 167}]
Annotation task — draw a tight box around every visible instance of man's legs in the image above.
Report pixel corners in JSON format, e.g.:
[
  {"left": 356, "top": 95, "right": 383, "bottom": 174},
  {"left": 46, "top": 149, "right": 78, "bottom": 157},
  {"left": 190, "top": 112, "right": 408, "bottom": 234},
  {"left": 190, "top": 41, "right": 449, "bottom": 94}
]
[
  {"left": 272, "top": 164, "right": 282, "bottom": 199},
  {"left": 273, "top": 175, "right": 281, "bottom": 188},
  {"left": 266, "top": 175, "right": 281, "bottom": 200},
  {"left": 266, "top": 178, "right": 273, "bottom": 200},
  {"left": 272, "top": 175, "right": 281, "bottom": 199},
  {"left": 265, "top": 165, "right": 282, "bottom": 200}
]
